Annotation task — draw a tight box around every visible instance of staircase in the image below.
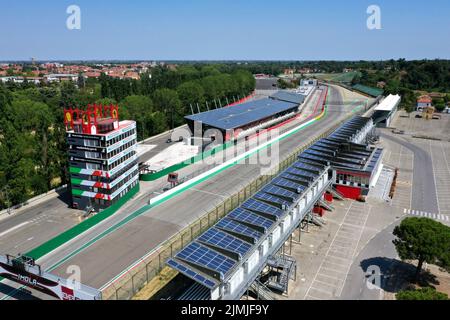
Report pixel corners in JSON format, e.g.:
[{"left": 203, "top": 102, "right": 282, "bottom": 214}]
[
  {"left": 250, "top": 280, "right": 276, "bottom": 300},
  {"left": 328, "top": 187, "right": 345, "bottom": 200},
  {"left": 319, "top": 199, "right": 334, "bottom": 211}
]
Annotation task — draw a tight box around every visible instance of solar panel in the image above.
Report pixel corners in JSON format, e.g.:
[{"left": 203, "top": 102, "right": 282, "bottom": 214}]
[
  {"left": 167, "top": 259, "right": 217, "bottom": 289},
  {"left": 215, "top": 218, "right": 263, "bottom": 242},
  {"left": 270, "top": 91, "right": 305, "bottom": 104},
  {"left": 292, "top": 161, "right": 322, "bottom": 174},
  {"left": 304, "top": 149, "right": 332, "bottom": 160},
  {"left": 297, "top": 158, "right": 327, "bottom": 170},
  {"left": 227, "top": 207, "right": 274, "bottom": 230},
  {"left": 272, "top": 177, "right": 305, "bottom": 193},
  {"left": 298, "top": 154, "right": 326, "bottom": 165},
  {"left": 176, "top": 242, "right": 235, "bottom": 278},
  {"left": 197, "top": 228, "right": 252, "bottom": 258},
  {"left": 262, "top": 184, "right": 298, "bottom": 201},
  {"left": 280, "top": 173, "right": 311, "bottom": 185},
  {"left": 315, "top": 142, "right": 338, "bottom": 151},
  {"left": 310, "top": 145, "right": 335, "bottom": 155},
  {"left": 184, "top": 99, "right": 298, "bottom": 130},
  {"left": 254, "top": 191, "right": 290, "bottom": 209},
  {"left": 285, "top": 167, "right": 316, "bottom": 180}
]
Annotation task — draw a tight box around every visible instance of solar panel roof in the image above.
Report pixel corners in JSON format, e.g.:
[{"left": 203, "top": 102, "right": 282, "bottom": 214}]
[
  {"left": 262, "top": 184, "right": 298, "bottom": 201},
  {"left": 215, "top": 218, "right": 263, "bottom": 243},
  {"left": 227, "top": 207, "right": 274, "bottom": 231},
  {"left": 280, "top": 172, "right": 311, "bottom": 185},
  {"left": 241, "top": 198, "right": 285, "bottom": 218},
  {"left": 167, "top": 259, "right": 217, "bottom": 289},
  {"left": 175, "top": 242, "right": 235, "bottom": 279},
  {"left": 272, "top": 177, "right": 306, "bottom": 193},
  {"left": 285, "top": 167, "right": 317, "bottom": 180},
  {"left": 270, "top": 91, "right": 305, "bottom": 105},
  {"left": 292, "top": 161, "right": 322, "bottom": 174},
  {"left": 254, "top": 191, "right": 291, "bottom": 209},
  {"left": 185, "top": 98, "right": 298, "bottom": 130},
  {"left": 197, "top": 228, "right": 252, "bottom": 258}
]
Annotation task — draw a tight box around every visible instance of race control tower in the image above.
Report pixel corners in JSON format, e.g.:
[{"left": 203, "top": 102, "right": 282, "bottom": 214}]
[{"left": 64, "top": 104, "right": 139, "bottom": 211}]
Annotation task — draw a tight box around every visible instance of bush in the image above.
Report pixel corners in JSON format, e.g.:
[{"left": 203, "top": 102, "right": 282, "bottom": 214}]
[{"left": 396, "top": 287, "right": 448, "bottom": 300}]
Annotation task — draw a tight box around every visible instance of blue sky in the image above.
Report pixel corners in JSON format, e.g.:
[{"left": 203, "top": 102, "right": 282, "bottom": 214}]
[{"left": 0, "top": 0, "right": 449, "bottom": 61}]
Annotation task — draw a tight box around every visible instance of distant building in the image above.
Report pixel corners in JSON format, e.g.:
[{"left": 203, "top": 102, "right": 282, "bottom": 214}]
[
  {"left": 444, "top": 105, "right": 450, "bottom": 114},
  {"left": 0, "top": 76, "right": 24, "bottom": 83},
  {"left": 377, "top": 81, "right": 386, "bottom": 89},
  {"left": 300, "top": 79, "right": 318, "bottom": 87},
  {"left": 417, "top": 95, "right": 432, "bottom": 112},
  {"left": 64, "top": 105, "right": 139, "bottom": 211},
  {"left": 283, "top": 69, "right": 295, "bottom": 76},
  {"left": 45, "top": 74, "right": 78, "bottom": 83},
  {"left": 372, "top": 94, "right": 401, "bottom": 128}
]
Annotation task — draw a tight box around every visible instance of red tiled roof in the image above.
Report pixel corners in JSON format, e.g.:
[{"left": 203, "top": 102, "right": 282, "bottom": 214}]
[{"left": 417, "top": 98, "right": 432, "bottom": 103}]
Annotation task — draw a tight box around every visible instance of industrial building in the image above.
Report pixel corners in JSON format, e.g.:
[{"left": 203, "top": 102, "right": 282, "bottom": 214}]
[
  {"left": 64, "top": 104, "right": 139, "bottom": 211},
  {"left": 166, "top": 115, "right": 380, "bottom": 300},
  {"left": 184, "top": 97, "right": 301, "bottom": 142},
  {"left": 372, "top": 94, "right": 401, "bottom": 127}
]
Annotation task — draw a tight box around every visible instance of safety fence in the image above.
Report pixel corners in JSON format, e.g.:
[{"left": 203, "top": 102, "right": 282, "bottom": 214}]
[{"left": 100, "top": 117, "right": 349, "bottom": 300}]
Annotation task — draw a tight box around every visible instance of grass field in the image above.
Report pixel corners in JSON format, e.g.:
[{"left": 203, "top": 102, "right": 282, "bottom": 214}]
[{"left": 307, "top": 71, "right": 361, "bottom": 83}]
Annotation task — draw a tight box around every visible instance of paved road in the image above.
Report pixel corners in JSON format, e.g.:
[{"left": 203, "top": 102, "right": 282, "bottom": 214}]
[
  {"left": 340, "top": 221, "right": 399, "bottom": 300},
  {"left": 340, "top": 131, "right": 445, "bottom": 300},
  {"left": 0, "top": 192, "right": 79, "bottom": 255},
  {"left": 380, "top": 132, "right": 439, "bottom": 213},
  {"left": 0, "top": 85, "right": 369, "bottom": 299}
]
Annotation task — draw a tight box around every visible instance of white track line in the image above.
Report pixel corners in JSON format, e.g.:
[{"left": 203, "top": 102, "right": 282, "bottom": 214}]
[{"left": 0, "top": 221, "right": 30, "bottom": 238}]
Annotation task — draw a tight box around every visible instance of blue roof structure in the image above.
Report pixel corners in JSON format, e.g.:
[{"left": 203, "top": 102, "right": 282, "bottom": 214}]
[
  {"left": 270, "top": 91, "right": 305, "bottom": 105},
  {"left": 185, "top": 98, "right": 298, "bottom": 130}
]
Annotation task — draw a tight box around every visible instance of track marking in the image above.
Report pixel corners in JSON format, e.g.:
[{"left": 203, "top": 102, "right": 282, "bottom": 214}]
[{"left": 0, "top": 221, "right": 30, "bottom": 238}]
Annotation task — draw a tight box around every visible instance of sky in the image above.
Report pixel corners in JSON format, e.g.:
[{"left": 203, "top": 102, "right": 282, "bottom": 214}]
[{"left": 0, "top": 0, "right": 449, "bottom": 61}]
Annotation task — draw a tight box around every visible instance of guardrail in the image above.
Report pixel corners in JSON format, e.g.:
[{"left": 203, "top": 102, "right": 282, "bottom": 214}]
[
  {"left": 0, "top": 185, "right": 68, "bottom": 218},
  {"left": 100, "top": 94, "right": 367, "bottom": 300}
]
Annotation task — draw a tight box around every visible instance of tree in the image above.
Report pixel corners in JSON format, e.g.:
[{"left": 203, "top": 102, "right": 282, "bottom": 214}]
[
  {"left": 393, "top": 217, "right": 450, "bottom": 281},
  {"left": 177, "top": 81, "right": 205, "bottom": 114},
  {"left": 396, "top": 287, "right": 448, "bottom": 300},
  {"left": 95, "top": 97, "right": 117, "bottom": 106},
  {"left": 433, "top": 97, "right": 446, "bottom": 112},
  {"left": 119, "top": 95, "right": 153, "bottom": 140},
  {"left": 152, "top": 88, "right": 182, "bottom": 128}
]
